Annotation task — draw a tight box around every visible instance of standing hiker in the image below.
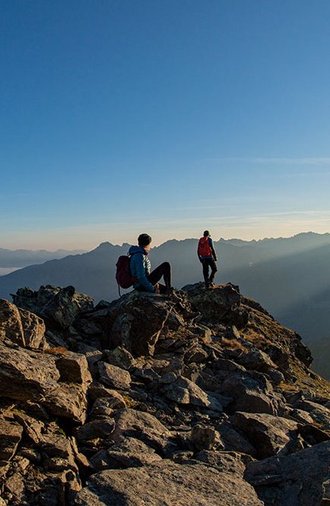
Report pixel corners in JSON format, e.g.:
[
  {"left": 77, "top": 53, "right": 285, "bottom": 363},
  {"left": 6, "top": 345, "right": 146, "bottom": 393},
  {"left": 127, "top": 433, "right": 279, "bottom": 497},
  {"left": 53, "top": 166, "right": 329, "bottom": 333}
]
[
  {"left": 129, "top": 233, "right": 172, "bottom": 294},
  {"left": 197, "top": 230, "right": 218, "bottom": 288}
]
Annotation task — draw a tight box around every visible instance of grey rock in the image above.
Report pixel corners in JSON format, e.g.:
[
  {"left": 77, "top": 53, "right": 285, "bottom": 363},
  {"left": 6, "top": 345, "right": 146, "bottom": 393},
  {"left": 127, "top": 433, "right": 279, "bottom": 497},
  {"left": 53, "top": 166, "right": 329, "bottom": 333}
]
[
  {"left": 98, "top": 361, "right": 131, "bottom": 390},
  {"left": 13, "top": 285, "right": 93, "bottom": 330},
  {"left": 232, "top": 411, "right": 298, "bottom": 458},
  {"left": 245, "top": 441, "right": 330, "bottom": 506},
  {"left": 195, "top": 450, "right": 254, "bottom": 476},
  {"left": 111, "top": 409, "right": 173, "bottom": 453},
  {"left": 74, "top": 460, "right": 263, "bottom": 505}
]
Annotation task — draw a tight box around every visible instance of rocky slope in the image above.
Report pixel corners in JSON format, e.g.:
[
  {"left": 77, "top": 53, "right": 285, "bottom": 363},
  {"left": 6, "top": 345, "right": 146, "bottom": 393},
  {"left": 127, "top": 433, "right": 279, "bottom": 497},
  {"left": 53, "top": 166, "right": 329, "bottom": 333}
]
[{"left": 0, "top": 283, "right": 329, "bottom": 505}]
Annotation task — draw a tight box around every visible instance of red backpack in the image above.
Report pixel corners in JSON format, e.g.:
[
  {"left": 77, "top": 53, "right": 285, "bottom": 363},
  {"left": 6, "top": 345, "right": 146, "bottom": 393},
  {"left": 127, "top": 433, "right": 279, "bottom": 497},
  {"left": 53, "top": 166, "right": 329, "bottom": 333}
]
[
  {"left": 115, "top": 256, "right": 135, "bottom": 289},
  {"left": 198, "top": 237, "right": 212, "bottom": 257}
]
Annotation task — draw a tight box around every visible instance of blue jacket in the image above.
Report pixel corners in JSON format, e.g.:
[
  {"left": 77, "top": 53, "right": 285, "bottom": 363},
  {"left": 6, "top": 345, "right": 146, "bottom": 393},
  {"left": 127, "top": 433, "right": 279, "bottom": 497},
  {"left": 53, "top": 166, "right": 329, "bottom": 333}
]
[{"left": 128, "top": 246, "right": 155, "bottom": 293}]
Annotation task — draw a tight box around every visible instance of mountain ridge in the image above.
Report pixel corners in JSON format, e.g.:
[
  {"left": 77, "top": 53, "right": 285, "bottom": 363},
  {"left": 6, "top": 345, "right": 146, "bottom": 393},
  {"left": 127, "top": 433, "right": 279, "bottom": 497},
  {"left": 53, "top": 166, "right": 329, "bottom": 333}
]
[
  {"left": 0, "top": 282, "right": 329, "bottom": 504},
  {"left": 1, "top": 233, "right": 330, "bottom": 378}
]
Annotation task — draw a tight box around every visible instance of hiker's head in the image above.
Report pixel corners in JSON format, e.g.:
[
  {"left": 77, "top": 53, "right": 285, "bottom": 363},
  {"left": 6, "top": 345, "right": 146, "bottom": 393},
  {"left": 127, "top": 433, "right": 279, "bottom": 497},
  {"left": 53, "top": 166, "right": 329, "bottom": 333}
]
[
  {"left": 138, "top": 233, "right": 152, "bottom": 250},
  {"left": 203, "top": 230, "right": 210, "bottom": 237}
]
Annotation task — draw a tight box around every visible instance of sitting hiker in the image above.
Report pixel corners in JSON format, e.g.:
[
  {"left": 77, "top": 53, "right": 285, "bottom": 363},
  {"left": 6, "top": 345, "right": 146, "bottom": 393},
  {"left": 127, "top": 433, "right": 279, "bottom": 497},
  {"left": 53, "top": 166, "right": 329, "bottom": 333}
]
[
  {"left": 197, "top": 230, "right": 218, "bottom": 287},
  {"left": 129, "top": 233, "right": 172, "bottom": 294}
]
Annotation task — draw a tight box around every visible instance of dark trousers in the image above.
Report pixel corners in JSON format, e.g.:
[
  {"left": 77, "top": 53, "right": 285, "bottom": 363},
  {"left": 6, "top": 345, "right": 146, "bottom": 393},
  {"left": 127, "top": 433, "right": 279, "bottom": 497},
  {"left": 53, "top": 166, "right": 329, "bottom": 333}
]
[
  {"left": 202, "top": 258, "right": 217, "bottom": 284},
  {"left": 148, "top": 262, "right": 171, "bottom": 293}
]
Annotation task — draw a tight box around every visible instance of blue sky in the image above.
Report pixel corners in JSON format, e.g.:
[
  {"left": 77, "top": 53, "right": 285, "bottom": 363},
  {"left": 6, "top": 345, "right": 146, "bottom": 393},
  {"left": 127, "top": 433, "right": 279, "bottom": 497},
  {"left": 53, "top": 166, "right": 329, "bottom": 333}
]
[{"left": 1, "top": 0, "right": 330, "bottom": 249}]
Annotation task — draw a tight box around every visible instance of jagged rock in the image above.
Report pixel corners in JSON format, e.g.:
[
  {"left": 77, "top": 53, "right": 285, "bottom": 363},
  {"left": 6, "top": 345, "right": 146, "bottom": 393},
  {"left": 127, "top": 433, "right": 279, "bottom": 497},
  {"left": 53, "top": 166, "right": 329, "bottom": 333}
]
[
  {"left": 245, "top": 441, "right": 330, "bottom": 505},
  {"left": 75, "top": 418, "right": 115, "bottom": 442},
  {"left": 74, "top": 461, "right": 263, "bottom": 505},
  {"left": 284, "top": 407, "right": 315, "bottom": 425},
  {"left": 88, "top": 382, "right": 127, "bottom": 408},
  {"left": 110, "top": 409, "right": 173, "bottom": 453},
  {"left": 195, "top": 450, "right": 254, "bottom": 475},
  {"left": 0, "top": 299, "right": 45, "bottom": 349},
  {"left": 162, "top": 375, "right": 223, "bottom": 413},
  {"left": 13, "top": 285, "right": 94, "bottom": 330},
  {"left": 292, "top": 399, "right": 330, "bottom": 431},
  {"left": 104, "top": 346, "right": 136, "bottom": 370},
  {"left": 232, "top": 411, "right": 298, "bottom": 458},
  {"left": 219, "top": 421, "right": 257, "bottom": 456},
  {"left": 56, "top": 353, "right": 92, "bottom": 384},
  {"left": 191, "top": 425, "right": 221, "bottom": 451},
  {"left": 236, "top": 348, "right": 278, "bottom": 373},
  {"left": 106, "top": 293, "right": 171, "bottom": 356},
  {"left": 91, "top": 437, "right": 163, "bottom": 471},
  {"left": 220, "top": 372, "right": 282, "bottom": 415},
  {"left": 183, "top": 283, "right": 249, "bottom": 328},
  {"left": 0, "top": 344, "right": 90, "bottom": 423},
  {"left": 89, "top": 396, "right": 122, "bottom": 418},
  {"left": 0, "top": 419, "right": 23, "bottom": 468},
  {"left": 98, "top": 361, "right": 131, "bottom": 390}
]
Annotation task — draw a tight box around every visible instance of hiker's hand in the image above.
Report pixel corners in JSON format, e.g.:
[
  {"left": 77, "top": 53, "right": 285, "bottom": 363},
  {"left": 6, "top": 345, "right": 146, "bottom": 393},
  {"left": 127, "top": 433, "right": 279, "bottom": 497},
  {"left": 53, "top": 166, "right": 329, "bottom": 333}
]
[{"left": 154, "top": 284, "right": 160, "bottom": 294}]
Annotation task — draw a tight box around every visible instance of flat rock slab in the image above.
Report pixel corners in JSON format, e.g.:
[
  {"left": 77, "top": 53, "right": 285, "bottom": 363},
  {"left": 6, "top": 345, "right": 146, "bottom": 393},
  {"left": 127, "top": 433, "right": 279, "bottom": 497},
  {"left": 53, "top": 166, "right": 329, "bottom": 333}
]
[{"left": 74, "top": 461, "right": 263, "bottom": 505}]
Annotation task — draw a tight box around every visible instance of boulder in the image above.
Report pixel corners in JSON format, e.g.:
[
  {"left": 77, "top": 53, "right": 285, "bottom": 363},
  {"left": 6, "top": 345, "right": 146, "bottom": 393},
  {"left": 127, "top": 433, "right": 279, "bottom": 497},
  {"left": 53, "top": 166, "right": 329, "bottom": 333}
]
[
  {"left": 195, "top": 450, "right": 254, "bottom": 475},
  {"left": 191, "top": 425, "right": 220, "bottom": 451},
  {"left": 90, "top": 437, "right": 163, "bottom": 471},
  {"left": 0, "top": 299, "right": 45, "bottom": 349},
  {"left": 74, "top": 461, "right": 263, "bottom": 505},
  {"left": 245, "top": 441, "right": 330, "bottom": 505},
  {"left": 106, "top": 293, "right": 171, "bottom": 356},
  {"left": 98, "top": 362, "right": 131, "bottom": 390},
  {"left": 110, "top": 409, "right": 173, "bottom": 453},
  {"left": 293, "top": 399, "right": 330, "bottom": 431},
  {"left": 161, "top": 375, "right": 223, "bottom": 413},
  {"left": 12, "top": 285, "right": 94, "bottom": 330},
  {"left": 183, "top": 283, "right": 249, "bottom": 328},
  {"left": 232, "top": 411, "right": 298, "bottom": 458},
  {"left": 75, "top": 418, "right": 115, "bottom": 442},
  {"left": 0, "top": 344, "right": 90, "bottom": 423},
  {"left": 220, "top": 372, "right": 282, "bottom": 415}
]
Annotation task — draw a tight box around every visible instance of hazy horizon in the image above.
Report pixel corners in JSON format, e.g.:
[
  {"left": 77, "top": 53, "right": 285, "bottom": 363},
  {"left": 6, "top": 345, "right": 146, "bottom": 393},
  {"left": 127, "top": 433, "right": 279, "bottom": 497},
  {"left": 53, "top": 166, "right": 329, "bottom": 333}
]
[{"left": 1, "top": 229, "right": 330, "bottom": 253}]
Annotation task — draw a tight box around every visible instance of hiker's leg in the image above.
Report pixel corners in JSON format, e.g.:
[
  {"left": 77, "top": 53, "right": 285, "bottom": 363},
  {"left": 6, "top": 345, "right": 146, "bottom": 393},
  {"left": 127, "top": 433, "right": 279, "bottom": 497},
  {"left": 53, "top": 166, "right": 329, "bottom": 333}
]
[
  {"left": 202, "top": 259, "right": 209, "bottom": 284},
  {"left": 148, "top": 262, "right": 171, "bottom": 289},
  {"left": 209, "top": 259, "right": 217, "bottom": 283}
]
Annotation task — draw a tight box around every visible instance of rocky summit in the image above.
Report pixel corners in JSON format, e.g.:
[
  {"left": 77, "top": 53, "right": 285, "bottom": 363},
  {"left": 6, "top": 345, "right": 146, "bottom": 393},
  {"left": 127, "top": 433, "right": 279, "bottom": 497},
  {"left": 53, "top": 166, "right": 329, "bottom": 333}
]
[{"left": 0, "top": 283, "right": 329, "bottom": 506}]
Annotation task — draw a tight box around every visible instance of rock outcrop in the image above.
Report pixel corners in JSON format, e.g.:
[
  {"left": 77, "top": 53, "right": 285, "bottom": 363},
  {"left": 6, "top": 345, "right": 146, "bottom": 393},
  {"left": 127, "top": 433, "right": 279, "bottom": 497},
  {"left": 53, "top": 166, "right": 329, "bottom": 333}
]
[{"left": 0, "top": 282, "right": 329, "bottom": 505}]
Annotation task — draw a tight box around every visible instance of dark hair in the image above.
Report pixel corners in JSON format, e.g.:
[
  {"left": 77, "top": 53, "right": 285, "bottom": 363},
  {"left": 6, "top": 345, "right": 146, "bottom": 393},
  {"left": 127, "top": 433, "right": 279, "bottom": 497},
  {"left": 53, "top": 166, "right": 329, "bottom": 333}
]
[
  {"left": 203, "top": 230, "right": 210, "bottom": 237},
  {"left": 138, "top": 233, "right": 152, "bottom": 247}
]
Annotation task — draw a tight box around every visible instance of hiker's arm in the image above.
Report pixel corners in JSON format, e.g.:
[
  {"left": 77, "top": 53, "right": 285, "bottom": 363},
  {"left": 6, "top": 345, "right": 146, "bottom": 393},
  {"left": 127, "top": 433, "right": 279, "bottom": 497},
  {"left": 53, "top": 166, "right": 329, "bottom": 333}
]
[
  {"left": 209, "top": 238, "right": 217, "bottom": 261},
  {"left": 134, "top": 254, "right": 155, "bottom": 292},
  {"left": 197, "top": 244, "right": 203, "bottom": 262}
]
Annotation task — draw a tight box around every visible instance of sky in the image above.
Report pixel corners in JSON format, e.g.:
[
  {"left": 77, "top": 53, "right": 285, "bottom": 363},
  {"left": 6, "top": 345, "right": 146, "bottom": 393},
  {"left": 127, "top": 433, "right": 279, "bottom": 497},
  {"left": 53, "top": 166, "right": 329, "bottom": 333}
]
[{"left": 1, "top": 0, "right": 330, "bottom": 250}]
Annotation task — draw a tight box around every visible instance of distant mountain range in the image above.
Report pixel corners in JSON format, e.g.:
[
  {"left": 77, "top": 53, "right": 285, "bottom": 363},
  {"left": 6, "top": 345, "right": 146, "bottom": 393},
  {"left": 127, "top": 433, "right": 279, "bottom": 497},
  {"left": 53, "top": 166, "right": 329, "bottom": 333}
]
[
  {"left": 0, "top": 247, "right": 85, "bottom": 269},
  {"left": 0, "top": 232, "right": 329, "bottom": 377}
]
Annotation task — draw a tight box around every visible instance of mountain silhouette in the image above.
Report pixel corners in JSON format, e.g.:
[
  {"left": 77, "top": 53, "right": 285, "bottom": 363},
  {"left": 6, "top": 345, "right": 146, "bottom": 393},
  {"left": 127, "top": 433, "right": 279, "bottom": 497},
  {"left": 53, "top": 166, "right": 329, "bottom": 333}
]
[{"left": 0, "top": 232, "right": 330, "bottom": 378}]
